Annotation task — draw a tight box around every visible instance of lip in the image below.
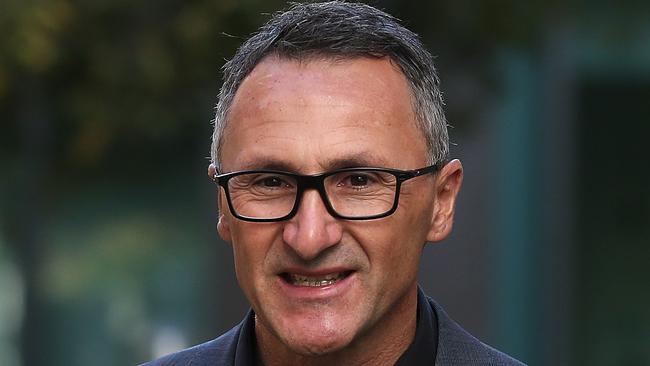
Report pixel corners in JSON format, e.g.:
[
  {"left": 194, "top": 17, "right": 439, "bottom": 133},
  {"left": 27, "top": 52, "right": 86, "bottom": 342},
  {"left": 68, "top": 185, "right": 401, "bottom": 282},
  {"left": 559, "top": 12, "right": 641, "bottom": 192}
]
[{"left": 276, "top": 267, "right": 357, "bottom": 300}]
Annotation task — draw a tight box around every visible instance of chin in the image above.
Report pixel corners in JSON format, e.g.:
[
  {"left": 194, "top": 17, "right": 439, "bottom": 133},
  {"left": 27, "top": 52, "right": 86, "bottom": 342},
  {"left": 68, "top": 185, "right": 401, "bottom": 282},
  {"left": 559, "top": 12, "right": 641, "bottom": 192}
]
[
  {"left": 287, "top": 335, "right": 351, "bottom": 357},
  {"left": 280, "top": 320, "right": 358, "bottom": 357}
]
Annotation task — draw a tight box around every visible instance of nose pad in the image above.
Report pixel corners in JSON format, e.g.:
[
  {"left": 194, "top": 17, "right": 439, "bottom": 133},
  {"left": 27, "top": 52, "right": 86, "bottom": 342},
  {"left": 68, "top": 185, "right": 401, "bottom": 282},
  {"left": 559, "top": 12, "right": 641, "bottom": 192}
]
[{"left": 282, "top": 189, "right": 342, "bottom": 260}]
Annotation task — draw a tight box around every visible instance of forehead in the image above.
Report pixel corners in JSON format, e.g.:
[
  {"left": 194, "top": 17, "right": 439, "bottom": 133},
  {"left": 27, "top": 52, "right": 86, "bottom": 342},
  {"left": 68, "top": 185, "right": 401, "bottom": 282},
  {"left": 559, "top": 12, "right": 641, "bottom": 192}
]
[{"left": 220, "top": 56, "right": 428, "bottom": 172}]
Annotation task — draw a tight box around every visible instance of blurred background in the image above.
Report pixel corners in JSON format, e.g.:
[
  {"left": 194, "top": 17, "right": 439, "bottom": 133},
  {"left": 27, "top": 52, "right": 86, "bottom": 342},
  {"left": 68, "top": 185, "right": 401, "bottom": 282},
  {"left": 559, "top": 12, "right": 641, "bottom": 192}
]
[{"left": 1, "top": 0, "right": 649, "bottom": 365}]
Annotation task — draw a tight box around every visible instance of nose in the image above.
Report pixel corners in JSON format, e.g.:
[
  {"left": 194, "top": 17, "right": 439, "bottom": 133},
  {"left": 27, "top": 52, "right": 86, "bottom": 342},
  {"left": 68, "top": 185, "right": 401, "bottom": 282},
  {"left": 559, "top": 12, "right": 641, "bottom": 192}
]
[{"left": 282, "top": 189, "right": 343, "bottom": 260}]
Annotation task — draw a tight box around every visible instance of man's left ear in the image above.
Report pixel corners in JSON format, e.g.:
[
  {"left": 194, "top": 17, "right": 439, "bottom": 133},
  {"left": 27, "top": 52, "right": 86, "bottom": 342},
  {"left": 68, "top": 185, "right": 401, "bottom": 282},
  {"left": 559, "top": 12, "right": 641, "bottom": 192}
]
[{"left": 426, "top": 159, "right": 463, "bottom": 243}]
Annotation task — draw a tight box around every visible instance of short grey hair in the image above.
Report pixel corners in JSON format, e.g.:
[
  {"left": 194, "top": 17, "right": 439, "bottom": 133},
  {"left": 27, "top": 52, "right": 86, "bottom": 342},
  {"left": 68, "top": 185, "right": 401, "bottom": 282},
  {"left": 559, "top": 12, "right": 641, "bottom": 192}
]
[{"left": 211, "top": 1, "right": 449, "bottom": 169}]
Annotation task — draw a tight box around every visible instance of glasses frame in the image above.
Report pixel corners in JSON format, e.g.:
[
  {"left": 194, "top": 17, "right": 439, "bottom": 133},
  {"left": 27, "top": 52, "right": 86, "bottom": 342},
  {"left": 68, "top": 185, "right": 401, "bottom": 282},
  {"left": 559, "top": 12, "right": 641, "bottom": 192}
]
[{"left": 211, "top": 164, "right": 440, "bottom": 222}]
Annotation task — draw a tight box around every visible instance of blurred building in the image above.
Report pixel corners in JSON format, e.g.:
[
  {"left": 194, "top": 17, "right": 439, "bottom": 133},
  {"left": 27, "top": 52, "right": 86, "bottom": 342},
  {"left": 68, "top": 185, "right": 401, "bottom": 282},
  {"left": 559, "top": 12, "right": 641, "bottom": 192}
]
[{"left": 0, "top": 1, "right": 648, "bottom": 365}]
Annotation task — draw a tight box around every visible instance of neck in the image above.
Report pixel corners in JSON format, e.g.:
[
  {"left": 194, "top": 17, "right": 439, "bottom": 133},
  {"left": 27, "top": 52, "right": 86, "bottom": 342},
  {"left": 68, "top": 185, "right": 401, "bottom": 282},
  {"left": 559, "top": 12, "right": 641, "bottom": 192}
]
[{"left": 255, "top": 285, "right": 418, "bottom": 366}]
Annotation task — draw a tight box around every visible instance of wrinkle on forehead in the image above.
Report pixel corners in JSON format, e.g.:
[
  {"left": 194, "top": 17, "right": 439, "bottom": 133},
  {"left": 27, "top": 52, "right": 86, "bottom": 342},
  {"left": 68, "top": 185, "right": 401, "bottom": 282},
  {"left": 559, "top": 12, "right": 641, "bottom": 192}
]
[
  {"left": 233, "top": 151, "right": 393, "bottom": 173},
  {"left": 229, "top": 56, "right": 414, "bottom": 118},
  {"left": 223, "top": 119, "right": 399, "bottom": 173},
  {"left": 220, "top": 57, "right": 428, "bottom": 173}
]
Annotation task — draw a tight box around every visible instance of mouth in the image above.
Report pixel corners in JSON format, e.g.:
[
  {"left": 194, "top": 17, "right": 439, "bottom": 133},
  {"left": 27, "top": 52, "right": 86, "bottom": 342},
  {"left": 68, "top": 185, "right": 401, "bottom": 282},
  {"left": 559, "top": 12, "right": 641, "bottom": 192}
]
[{"left": 280, "top": 271, "right": 353, "bottom": 287}]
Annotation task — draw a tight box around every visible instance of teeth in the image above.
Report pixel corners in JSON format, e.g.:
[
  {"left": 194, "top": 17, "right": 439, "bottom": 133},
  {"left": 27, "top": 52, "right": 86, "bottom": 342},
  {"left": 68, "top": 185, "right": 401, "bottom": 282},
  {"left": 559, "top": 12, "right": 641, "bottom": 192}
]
[{"left": 288, "top": 272, "right": 347, "bottom": 287}]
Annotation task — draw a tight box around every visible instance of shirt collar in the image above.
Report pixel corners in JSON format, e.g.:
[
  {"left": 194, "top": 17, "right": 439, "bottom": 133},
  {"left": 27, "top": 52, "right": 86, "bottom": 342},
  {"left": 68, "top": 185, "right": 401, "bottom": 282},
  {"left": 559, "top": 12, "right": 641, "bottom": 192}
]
[
  {"left": 394, "top": 286, "right": 439, "bottom": 365},
  {"left": 233, "top": 309, "right": 256, "bottom": 366}
]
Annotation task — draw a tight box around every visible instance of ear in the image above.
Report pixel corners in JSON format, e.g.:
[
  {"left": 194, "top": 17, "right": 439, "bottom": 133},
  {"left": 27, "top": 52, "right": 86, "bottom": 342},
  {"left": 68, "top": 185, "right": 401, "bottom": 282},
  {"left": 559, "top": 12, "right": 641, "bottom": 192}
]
[
  {"left": 426, "top": 159, "right": 463, "bottom": 243},
  {"left": 217, "top": 212, "right": 232, "bottom": 243},
  {"left": 207, "top": 163, "right": 218, "bottom": 180},
  {"left": 209, "top": 163, "right": 233, "bottom": 243}
]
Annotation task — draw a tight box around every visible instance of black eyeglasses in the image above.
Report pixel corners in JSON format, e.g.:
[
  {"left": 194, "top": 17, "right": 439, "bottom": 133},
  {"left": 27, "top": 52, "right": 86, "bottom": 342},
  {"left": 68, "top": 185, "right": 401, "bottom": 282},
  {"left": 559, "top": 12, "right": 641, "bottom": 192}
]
[{"left": 211, "top": 165, "right": 439, "bottom": 222}]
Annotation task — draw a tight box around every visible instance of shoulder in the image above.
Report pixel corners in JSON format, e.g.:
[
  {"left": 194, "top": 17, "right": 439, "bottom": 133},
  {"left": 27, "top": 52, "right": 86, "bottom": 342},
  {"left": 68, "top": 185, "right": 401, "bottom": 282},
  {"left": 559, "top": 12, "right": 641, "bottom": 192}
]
[
  {"left": 138, "top": 325, "right": 240, "bottom": 366},
  {"left": 429, "top": 297, "right": 527, "bottom": 366}
]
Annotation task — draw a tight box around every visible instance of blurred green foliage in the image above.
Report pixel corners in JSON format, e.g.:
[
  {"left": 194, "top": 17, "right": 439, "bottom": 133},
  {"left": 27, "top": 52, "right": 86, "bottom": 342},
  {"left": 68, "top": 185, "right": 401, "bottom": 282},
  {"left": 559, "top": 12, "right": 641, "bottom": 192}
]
[{"left": 0, "top": 0, "right": 291, "bottom": 168}]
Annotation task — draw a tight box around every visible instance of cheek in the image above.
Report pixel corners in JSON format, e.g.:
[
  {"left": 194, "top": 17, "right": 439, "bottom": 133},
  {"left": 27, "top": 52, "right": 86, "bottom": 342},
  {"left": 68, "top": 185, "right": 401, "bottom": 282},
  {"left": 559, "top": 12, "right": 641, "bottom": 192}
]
[
  {"left": 230, "top": 226, "right": 276, "bottom": 307},
  {"left": 229, "top": 222, "right": 282, "bottom": 279},
  {"left": 349, "top": 215, "right": 424, "bottom": 270},
  {"left": 399, "top": 191, "right": 436, "bottom": 235},
  {"left": 230, "top": 238, "right": 254, "bottom": 296},
  {"left": 366, "top": 204, "right": 432, "bottom": 267}
]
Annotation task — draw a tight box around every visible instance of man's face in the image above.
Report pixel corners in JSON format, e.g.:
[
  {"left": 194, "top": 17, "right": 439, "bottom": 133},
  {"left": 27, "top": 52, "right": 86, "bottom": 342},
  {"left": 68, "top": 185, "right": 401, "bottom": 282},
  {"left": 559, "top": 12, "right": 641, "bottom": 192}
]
[{"left": 216, "top": 56, "right": 453, "bottom": 356}]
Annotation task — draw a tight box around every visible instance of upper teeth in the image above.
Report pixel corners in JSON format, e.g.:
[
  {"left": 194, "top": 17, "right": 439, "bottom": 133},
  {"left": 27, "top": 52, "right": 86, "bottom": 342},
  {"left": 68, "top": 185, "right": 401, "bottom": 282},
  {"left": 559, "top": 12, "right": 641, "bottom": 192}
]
[{"left": 289, "top": 272, "right": 346, "bottom": 287}]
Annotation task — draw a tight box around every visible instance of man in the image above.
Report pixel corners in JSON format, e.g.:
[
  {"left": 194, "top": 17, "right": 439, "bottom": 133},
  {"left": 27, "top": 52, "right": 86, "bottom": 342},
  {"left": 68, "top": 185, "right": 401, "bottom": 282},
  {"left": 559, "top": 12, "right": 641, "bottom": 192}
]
[{"left": 144, "top": 1, "right": 525, "bottom": 365}]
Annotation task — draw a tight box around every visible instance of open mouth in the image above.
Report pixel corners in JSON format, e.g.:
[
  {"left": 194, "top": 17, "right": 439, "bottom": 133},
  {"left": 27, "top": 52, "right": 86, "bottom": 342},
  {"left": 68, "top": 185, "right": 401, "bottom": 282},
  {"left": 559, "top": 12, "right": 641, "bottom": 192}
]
[{"left": 280, "top": 271, "right": 353, "bottom": 287}]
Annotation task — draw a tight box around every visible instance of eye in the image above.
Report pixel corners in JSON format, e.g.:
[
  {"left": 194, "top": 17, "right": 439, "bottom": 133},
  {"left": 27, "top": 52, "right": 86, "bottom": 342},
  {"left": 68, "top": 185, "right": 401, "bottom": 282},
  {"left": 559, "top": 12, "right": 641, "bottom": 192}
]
[
  {"left": 336, "top": 173, "right": 376, "bottom": 189},
  {"left": 260, "top": 176, "right": 284, "bottom": 187},
  {"left": 348, "top": 174, "right": 369, "bottom": 187},
  {"left": 327, "top": 170, "right": 395, "bottom": 195},
  {"left": 229, "top": 173, "right": 295, "bottom": 194},
  {"left": 249, "top": 174, "right": 295, "bottom": 190}
]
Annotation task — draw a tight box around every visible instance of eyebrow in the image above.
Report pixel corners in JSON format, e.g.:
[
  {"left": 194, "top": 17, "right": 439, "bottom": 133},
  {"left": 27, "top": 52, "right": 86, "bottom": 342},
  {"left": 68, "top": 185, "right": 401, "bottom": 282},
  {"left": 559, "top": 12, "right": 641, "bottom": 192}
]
[
  {"left": 235, "top": 153, "right": 392, "bottom": 173},
  {"left": 322, "top": 154, "right": 391, "bottom": 170},
  {"left": 236, "top": 158, "right": 298, "bottom": 172}
]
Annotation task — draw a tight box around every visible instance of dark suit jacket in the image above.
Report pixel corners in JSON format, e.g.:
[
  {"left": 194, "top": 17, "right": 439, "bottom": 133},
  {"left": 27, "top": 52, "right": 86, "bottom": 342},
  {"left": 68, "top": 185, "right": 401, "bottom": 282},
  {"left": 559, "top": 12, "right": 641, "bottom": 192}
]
[{"left": 142, "top": 292, "right": 525, "bottom": 366}]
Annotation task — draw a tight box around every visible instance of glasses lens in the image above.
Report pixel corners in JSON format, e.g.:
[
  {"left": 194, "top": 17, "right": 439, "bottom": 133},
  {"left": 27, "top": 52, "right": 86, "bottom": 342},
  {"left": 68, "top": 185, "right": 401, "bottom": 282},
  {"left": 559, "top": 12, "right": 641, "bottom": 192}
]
[
  {"left": 324, "top": 170, "right": 397, "bottom": 217},
  {"left": 227, "top": 172, "right": 297, "bottom": 219}
]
